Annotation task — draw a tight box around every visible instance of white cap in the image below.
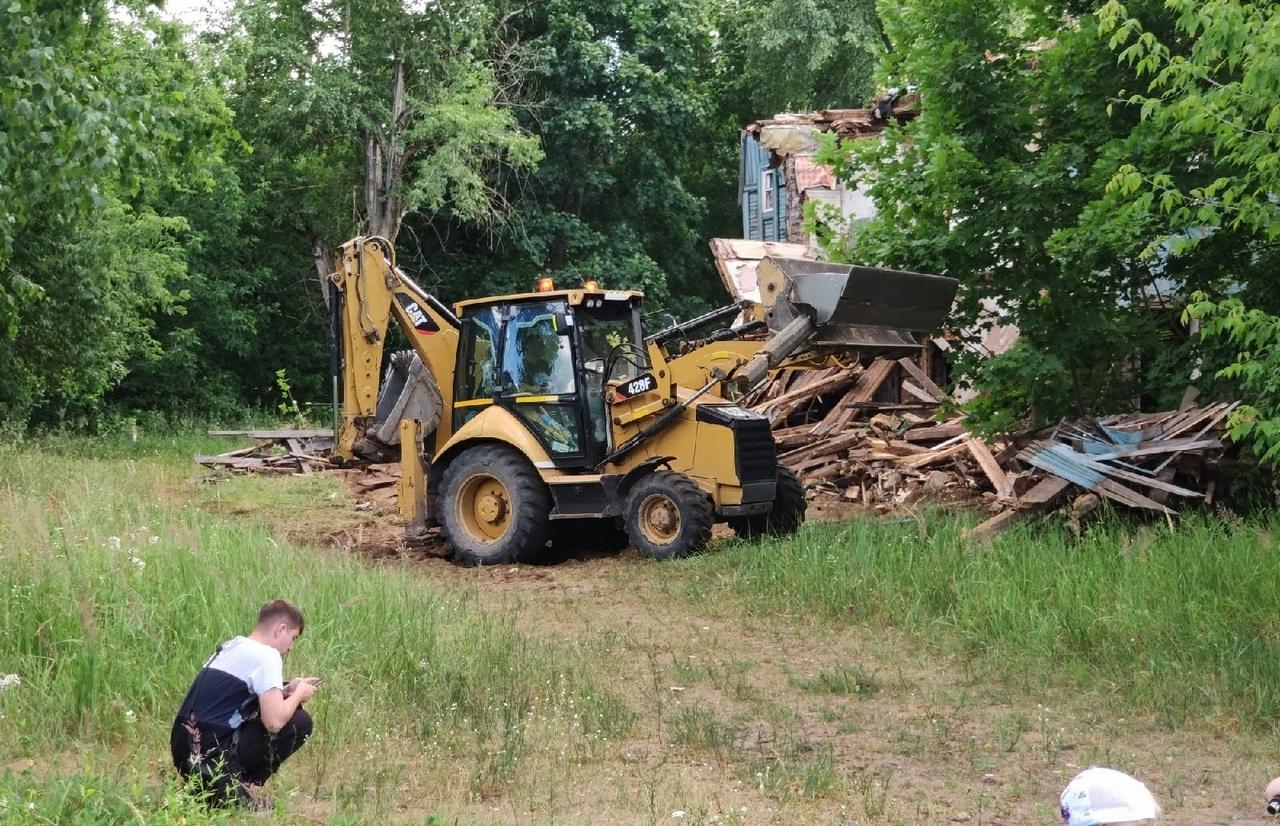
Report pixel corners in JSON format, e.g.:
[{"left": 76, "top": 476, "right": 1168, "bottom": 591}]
[{"left": 1060, "top": 767, "right": 1159, "bottom": 825}]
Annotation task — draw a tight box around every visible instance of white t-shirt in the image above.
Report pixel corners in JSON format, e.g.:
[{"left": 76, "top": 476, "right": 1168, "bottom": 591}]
[{"left": 179, "top": 636, "right": 284, "bottom": 730}]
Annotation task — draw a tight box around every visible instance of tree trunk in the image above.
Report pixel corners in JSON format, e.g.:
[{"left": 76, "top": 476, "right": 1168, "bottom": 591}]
[
  {"left": 364, "top": 60, "right": 409, "bottom": 242},
  {"left": 313, "top": 236, "right": 334, "bottom": 309}
]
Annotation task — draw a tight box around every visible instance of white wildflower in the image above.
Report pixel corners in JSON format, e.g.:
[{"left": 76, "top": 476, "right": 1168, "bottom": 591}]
[
  {"left": 130, "top": 556, "right": 145, "bottom": 572},
  {"left": 0, "top": 674, "right": 20, "bottom": 690},
  {"left": 124, "top": 709, "right": 136, "bottom": 723},
  {"left": 105, "top": 536, "right": 121, "bottom": 551},
  {"left": 148, "top": 535, "right": 160, "bottom": 545},
  {"left": 672, "top": 811, "right": 686, "bottom": 819}
]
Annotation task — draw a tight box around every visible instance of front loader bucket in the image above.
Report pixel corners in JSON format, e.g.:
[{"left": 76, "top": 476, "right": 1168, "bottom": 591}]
[
  {"left": 756, "top": 256, "right": 958, "bottom": 352},
  {"left": 372, "top": 350, "right": 443, "bottom": 446}
]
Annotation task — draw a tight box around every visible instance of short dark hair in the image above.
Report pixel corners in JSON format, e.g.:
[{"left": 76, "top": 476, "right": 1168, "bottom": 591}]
[{"left": 257, "top": 599, "right": 304, "bottom": 635}]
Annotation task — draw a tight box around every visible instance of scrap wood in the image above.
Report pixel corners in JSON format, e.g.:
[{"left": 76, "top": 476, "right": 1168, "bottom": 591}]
[
  {"left": 964, "top": 509, "right": 1024, "bottom": 543},
  {"left": 904, "top": 423, "right": 966, "bottom": 442},
  {"left": 901, "top": 380, "right": 938, "bottom": 403},
  {"left": 197, "top": 429, "right": 337, "bottom": 476},
  {"left": 965, "top": 439, "right": 1011, "bottom": 497},
  {"left": 773, "top": 392, "right": 1238, "bottom": 535},
  {"left": 208, "top": 428, "right": 334, "bottom": 441},
  {"left": 896, "top": 357, "right": 948, "bottom": 402},
  {"left": 847, "top": 358, "right": 896, "bottom": 404},
  {"left": 896, "top": 440, "right": 969, "bottom": 469}
]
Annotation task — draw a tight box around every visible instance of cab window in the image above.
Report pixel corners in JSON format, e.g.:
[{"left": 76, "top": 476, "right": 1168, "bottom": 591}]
[
  {"left": 501, "top": 301, "right": 575, "bottom": 396},
  {"left": 457, "top": 306, "right": 502, "bottom": 400}
]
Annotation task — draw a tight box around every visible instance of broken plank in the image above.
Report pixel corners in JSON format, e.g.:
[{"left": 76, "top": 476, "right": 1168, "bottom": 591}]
[
  {"left": 896, "top": 357, "right": 948, "bottom": 401},
  {"left": 897, "top": 441, "right": 970, "bottom": 469},
  {"left": 845, "top": 403, "right": 938, "bottom": 411},
  {"left": 903, "top": 423, "right": 967, "bottom": 442},
  {"left": 1086, "top": 437, "right": 1222, "bottom": 461},
  {"left": 1019, "top": 443, "right": 1174, "bottom": 514},
  {"left": 964, "top": 509, "right": 1024, "bottom": 543},
  {"left": 1151, "top": 401, "right": 1238, "bottom": 473},
  {"left": 966, "top": 439, "right": 1012, "bottom": 497},
  {"left": 1017, "top": 475, "right": 1071, "bottom": 508},
  {"left": 194, "top": 455, "right": 270, "bottom": 468},
  {"left": 808, "top": 382, "right": 866, "bottom": 437},
  {"left": 778, "top": 430, "right": 868, "bottom": 465},
  {"left": 208, "top": 428, "right": 334, "bottom": 439},
  {"left": 1089, "top": 461, "right": 1203, "bottom": 498},
  {"left": 901, "top": 380, "right": 939, "bottom": 404},
  {"left": 847, "top": 358, "right": 896, "bottom": 404},
  {"left": 1094, "top": 478, "right": 1175, "bottom": 514},
  {"left": 753, "top": 367, "right": 848, "bottom": 412}
]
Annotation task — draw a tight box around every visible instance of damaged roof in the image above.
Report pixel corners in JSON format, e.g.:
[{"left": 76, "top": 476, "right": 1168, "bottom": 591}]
[{"left": 743, "top": 94, "right": 920, "bottom": 155}]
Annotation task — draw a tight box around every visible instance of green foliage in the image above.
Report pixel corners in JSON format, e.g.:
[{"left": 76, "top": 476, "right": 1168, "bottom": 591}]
[
  {"left": 806, "top": 0, "right": 1270, "bottom": 431},
  {"left": 959, "top": 342, "right": 1073, "bottom": 436},
  {"left": 1184, "top": 295, "right": 1280, "bottom": 462},
  {"left": 467, "top": 0, "right": 719, "bottom": 316},
  {"left": 1091, "top": 2, "right": 1280, "bottom": 455},
  {"left": 710, "top": 0, "right": 883, "bottom": 126},
  {"left": 0, "top": 5, "right": 235, "bottom": 427}
]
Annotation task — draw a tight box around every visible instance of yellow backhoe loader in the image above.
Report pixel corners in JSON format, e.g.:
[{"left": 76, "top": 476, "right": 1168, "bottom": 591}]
[{"left": 326, "top": 236, "right": 956, "bottom": 565}]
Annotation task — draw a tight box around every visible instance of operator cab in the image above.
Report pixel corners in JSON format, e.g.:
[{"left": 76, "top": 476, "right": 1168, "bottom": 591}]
[{"left": 452, "top": 287, "right": 648, "bottom": 468}]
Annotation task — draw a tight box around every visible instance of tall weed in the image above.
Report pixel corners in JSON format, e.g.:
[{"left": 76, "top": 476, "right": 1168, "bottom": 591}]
[{"left": 694, "top": 511, "right": 1280, "bottom": 726}]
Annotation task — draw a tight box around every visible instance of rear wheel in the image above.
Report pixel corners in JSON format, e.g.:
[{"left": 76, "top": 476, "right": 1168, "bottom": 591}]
[
  {"left": 624, "top": 472, "right": 714, "bottom": 560},
  {"left": 439, "top": 445, "right": 551, "bottom": 566},
  {"left": 729, "top": 466, "right": 806, "bottom": 539}
]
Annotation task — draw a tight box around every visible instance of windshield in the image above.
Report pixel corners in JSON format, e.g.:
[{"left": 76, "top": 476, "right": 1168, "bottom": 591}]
[{"left": 501, "top": 301, "right": 575, "bottom": 396}]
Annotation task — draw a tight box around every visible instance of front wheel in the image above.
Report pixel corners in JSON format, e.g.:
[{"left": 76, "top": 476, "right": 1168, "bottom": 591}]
[
  {"left": 623, "top": 472, "right": 714, "bottom": 560},
  {"left": 729, "top": 466, "right": 806, "bottom": 539},
  {"left": 439, "top": 445, "right": 551, "bottom": 566}
]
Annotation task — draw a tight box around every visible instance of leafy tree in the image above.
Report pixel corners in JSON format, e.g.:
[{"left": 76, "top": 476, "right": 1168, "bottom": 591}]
[
  {"left": 116, "top": 0, "right": 545, "bottom": 413},
  {"left": 712, "top": 0, "right": 884, "bottom": 124},
  {"left": 806, "top": 0, "right": 1248, "bottom": 432},
  {"left": 1098, "top": 0, "right": 1280, "bottom": 461},
  {"left": 0, "top": 4, "right": 233, "bottom": 427}
]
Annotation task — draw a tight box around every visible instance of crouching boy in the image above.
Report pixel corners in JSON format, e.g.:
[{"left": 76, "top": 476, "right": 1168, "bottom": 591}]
[{"left": 170, "top": 599, "right": 319, "bottom": 808}]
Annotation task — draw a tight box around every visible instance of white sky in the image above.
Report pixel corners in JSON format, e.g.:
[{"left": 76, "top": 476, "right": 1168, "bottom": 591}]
[{"left": 159, "top": 0, "right": 232, "bottom": 29}]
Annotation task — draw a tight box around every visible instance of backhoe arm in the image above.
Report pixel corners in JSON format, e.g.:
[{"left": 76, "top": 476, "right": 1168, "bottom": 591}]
[{"left": 330, "top": 236, "right": 460, "bottom": 462}]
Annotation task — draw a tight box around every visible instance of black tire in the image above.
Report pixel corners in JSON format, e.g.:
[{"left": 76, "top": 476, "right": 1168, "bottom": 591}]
[
  {"left": 439, "top": 444, "right": 551, "bottom": 566},
  {"left": 623, "top": 471, "right": 714, "bottom": 560},
  {"left": 549, "top": 518, "right": 630, "bottom": 554},
  {"left": 729, "top": 466, "right": 807, "bottom": 539}
]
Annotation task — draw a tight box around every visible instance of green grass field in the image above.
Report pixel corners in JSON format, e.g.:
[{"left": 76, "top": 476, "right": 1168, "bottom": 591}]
[
  {"left": 1, "top": 432, "right": 1277, "bottom": 823},
  {"left": 0, "top": 435, "right": 628, "bottom": 823},
  {"left": 687, "top": 510, "right": 1280, "bottom": 729}
]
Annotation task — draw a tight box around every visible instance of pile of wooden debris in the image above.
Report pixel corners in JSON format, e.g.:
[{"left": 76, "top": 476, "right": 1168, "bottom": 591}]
[
  {"left": 196, "top": 429, "right": 335, "bottom": 474},
  {"left": 748, "top": 358, "right": 1239, "bottom": 538}
]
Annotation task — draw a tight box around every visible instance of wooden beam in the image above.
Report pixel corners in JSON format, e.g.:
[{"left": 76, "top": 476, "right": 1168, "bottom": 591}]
[
  {"left": 848, "top": 358, "right": 896, "bottom": 404},
  {"left": 964, "top": 509, "right": 1024, "bottom": 543},
  {"left": 897, "top": 357, "right": 948, "bottom": 401},
  {"left": 903, "top": 423, "right": 966, "bottom": 442},
  {"left": 901, "top": 380, "right": 938, "bottom": 404},
  {"left": 897, "top": 440, "right": 970, "bottom": 469},
  {"left": 1017, "top": 475, "right": 1071, "bottom": 507},
  {"left": 966, "top": 439, "right": 1012, "bottom": 497}
]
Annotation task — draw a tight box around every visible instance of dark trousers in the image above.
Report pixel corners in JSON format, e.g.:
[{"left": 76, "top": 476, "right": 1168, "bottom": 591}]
[
  {"left": 235, "top": 710, "right": 313, "bottom": 784},
  {"left": 171, "top": 709, "right": 313, "bottom": 803}
]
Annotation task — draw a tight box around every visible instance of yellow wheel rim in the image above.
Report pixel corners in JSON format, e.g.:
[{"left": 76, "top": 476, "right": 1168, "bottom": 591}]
[
  {"left": 637, "top": 493, "right": 681, "bottom": 545},
  {"left": 457, "top": 473, "right": 512, "bottom": 543}
]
